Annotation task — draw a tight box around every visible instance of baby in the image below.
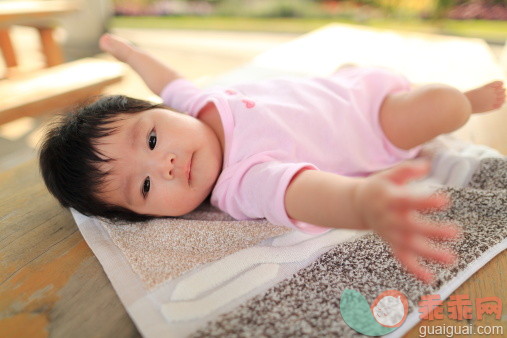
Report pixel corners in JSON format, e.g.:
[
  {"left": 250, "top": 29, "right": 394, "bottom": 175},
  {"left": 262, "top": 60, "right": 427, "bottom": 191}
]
[{"left": 39, "top": 34, "right": 505, "bottom": 284}]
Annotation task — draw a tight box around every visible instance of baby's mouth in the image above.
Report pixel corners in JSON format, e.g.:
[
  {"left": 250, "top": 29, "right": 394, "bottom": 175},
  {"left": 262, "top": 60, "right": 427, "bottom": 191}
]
[{"left": 186, "top": 153, "right": 193, "bottom": 185}]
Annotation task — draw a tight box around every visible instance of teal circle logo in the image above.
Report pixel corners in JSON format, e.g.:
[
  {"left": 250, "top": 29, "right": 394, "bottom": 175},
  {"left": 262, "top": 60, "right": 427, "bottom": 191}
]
[{"left": 340, "top": 289, "right": 408, "bottom": 336}]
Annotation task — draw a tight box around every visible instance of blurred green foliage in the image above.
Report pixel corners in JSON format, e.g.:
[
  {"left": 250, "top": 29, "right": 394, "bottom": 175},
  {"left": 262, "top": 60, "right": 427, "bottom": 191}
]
[
  {"left": 111, "top": 0, "right": 507, "bottom": 20},
  {"left": 111, "top": 0, "right": 507, "bottom": 42}
]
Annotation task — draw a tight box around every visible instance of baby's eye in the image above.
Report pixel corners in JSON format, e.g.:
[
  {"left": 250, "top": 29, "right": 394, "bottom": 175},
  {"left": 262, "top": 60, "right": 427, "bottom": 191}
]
[
  {"left": 142, "top": 177, "right": 150, "bottom": 197},
  {"left": 148, "top": 129, "right": 157, "bottom": 150}
]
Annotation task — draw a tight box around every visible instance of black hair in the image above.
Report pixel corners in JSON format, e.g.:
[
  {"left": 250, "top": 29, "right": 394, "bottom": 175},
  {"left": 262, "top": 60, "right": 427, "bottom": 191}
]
[{"left": 39, "top": 95, "right": 167, "bottom": 222}]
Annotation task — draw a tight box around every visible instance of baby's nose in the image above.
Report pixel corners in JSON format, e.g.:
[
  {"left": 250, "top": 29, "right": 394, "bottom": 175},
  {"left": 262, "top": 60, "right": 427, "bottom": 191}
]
[{"left": 161, "top": 153, "right": 176, "bottom": 180}]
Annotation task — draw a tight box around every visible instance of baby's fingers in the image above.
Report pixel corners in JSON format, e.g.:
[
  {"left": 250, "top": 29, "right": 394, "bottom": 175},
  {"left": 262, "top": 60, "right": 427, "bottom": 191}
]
[
  {"left": 382, "top": 159, "right": 431, "bottom": 186},
  {"left": 409, "top": 237, "right": 457, "bottom": 265},
  {"left": 99, "top": 34, "right": 135, "bottom": 63},
  {"left": 391, "top": 193, "right": 451, "bottom": 212},
  {"left": 392, "top": 248, "right": 434, "bottom": 284},
  {"left": 385, "top": 224, "right": 458, "bottom": 264},
  {"left": 411, "top": 218, "right": 461, "bottom": 241}
]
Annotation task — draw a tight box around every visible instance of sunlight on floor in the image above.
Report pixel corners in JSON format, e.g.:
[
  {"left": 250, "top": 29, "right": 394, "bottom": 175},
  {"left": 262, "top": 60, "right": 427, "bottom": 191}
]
[{"left": 0, "top": 116, "right": 35, "bottom": 141}]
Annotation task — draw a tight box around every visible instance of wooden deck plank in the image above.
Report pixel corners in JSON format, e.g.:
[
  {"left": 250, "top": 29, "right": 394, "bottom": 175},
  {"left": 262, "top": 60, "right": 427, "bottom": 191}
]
[
  {"left": 0, "top": 58, "right": 124, "bottom": 125},
  {"left": 0, "top": 28, "right": 17, "bottom": 69},
  {"left": 37, "top": 27, "right": 63, "bottom": 67},
  {"left": 0, "top": 159, "right": 141, "bottom": 337}
]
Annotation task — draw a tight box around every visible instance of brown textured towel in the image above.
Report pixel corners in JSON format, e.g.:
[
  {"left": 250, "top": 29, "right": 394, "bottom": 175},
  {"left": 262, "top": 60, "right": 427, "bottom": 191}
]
[{"left": 189, "top": 158, "right": 507, "bottom": 337}]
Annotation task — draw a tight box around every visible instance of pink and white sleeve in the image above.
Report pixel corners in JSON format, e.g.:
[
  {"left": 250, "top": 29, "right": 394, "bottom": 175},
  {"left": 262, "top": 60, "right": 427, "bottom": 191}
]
[
  {"left": 159, "top": 78, "right": 207, "bottom": 117},
  {"left": 213, "top": 160, "right": 330, "bottom": 234}
]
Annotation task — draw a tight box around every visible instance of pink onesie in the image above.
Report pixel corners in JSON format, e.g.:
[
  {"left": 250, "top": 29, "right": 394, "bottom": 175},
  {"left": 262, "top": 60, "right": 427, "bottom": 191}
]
[{"left": 161, "top": 67, "right": 421, "bottom": 234}]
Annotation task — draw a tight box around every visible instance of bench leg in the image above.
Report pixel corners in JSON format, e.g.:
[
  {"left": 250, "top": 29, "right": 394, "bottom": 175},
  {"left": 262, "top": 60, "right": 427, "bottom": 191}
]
[
  {"left": 0, "top": 28, "right": 18, "bottom": 69},
  {"left": 37, "top": 27, "right": 64, "bottom": 67}
]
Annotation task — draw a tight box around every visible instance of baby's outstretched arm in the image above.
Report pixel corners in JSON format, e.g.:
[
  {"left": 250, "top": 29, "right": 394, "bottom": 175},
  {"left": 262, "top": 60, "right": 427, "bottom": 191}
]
[
  {"left": 99, "top": 33, "right": 182, "bottom": 95},
  {"left": 285, "top": 160, "right": 460, "bottom": 284}
]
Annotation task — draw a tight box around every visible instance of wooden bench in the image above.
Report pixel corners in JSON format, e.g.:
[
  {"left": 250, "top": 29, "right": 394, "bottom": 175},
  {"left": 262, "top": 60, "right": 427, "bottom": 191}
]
[
  {"left": 0, "top": 1, "right": 79, "bottom": 72},
  {"left": 0, "top": 58, "right": 124, "bottom": 125}
]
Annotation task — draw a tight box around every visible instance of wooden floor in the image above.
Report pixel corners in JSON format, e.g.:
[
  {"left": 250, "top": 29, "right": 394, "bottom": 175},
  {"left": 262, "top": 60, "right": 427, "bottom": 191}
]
[{"left": 1, "top": 26, "right": 505, "bottom": 337}]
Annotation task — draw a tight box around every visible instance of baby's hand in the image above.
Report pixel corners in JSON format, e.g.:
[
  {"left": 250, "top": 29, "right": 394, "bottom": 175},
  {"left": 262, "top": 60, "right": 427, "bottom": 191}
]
[
  {"left": 99, "top": 33, "right": 136, "bottom": 63},
  {"left": 99, "top": 33, "right": 182, "bottom": 95},
  {"left": 354, "top": 160, "right": 460, "bottom": 284}
]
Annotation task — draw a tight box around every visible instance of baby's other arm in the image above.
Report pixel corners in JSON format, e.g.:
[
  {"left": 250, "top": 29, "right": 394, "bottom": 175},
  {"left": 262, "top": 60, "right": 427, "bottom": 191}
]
[
  {"left": 99, "top": 34, "right": 182, "bottom": 95},
  {"left": 284, "top": 161, "right": 460, "bottom": 284}
]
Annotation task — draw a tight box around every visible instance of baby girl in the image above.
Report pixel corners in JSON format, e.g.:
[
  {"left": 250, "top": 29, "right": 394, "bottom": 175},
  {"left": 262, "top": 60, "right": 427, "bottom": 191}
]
[{"left": 39, "top": 34, "right": 505, "bottom": 283}]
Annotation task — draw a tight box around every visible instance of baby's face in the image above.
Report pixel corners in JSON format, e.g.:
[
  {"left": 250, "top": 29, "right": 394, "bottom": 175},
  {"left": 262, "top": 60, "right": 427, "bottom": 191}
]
[{"left": 95, "top": 108, "right": 223, "bottom": 217}]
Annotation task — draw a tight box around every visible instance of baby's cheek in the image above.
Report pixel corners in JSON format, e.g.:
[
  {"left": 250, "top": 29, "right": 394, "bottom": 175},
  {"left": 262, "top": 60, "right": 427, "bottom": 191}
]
[{"left": 164, "top": 186, "right": 202, "bottom": 216}]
